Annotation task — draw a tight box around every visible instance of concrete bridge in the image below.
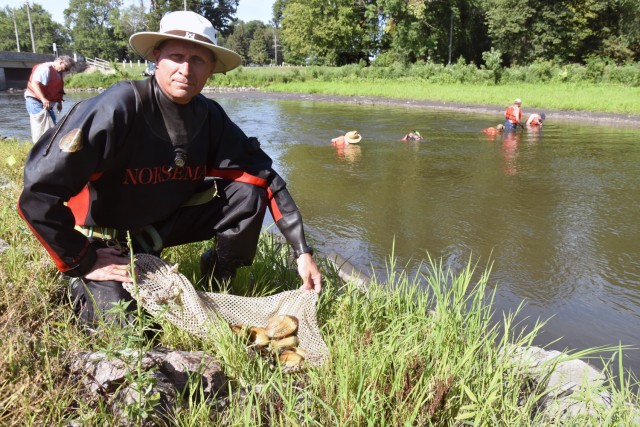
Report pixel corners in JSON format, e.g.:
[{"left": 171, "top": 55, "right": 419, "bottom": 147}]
[{"left": 0, "top": 51, "right": 54, "bottom": 91}]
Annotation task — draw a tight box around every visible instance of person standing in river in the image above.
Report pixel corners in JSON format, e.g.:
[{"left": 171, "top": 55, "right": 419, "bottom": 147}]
[
  {"left": 503, "top": 98, "right": 523, "bottom": 132},
  {"left": 24, "top": 55, "right": 74, "bottom": 143},
  {"left": 17, "top": 11, "right": 322, "bottom": 329}
]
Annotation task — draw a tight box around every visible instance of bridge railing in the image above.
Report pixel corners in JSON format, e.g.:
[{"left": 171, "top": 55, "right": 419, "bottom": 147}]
[{"left": 85, "top": 57, "right": 112, "bottom": 71}]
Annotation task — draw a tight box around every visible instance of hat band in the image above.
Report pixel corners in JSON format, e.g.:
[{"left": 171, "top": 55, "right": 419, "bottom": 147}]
[{"left": 164, "top": 30, "right": 213, "bottom": 45}]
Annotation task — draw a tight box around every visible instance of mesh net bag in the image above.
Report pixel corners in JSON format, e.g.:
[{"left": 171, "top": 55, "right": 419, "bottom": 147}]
[{"left": 123, "top": 254, "right": 328, "bottom": 367}]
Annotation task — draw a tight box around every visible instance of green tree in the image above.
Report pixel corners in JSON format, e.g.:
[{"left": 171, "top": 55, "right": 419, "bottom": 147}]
[
  {"left": 280, "top": 0, "right": 373, "bottom": 65},
  {"left": 225, "top": 20, "right": 250, "bottom": 64},
  {"left": 482, "top": 0, "right": 640, "bottom": 65},
  {"left": 65, "top": 0, "right": 126, "bottom": 60},
  {"left": 147, "top": 0, "right": 239, "bottom": 37},
  {"left": 375, "top": 0, "right": 489, "bottom": 65},
  {"left": 248, "top": 25, "right": 269, "bottom": 65},
  {"left": 0, "top": 5, "right": 69, "bottom": 54}
]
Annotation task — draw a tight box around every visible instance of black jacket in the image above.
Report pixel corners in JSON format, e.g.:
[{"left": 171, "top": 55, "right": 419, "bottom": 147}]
[{"left": 18, "top": 77, "right": 308, "bottom": 276}]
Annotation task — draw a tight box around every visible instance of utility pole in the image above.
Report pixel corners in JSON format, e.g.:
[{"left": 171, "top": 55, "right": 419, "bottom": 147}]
[
  {"left": 12, "top": 10, "right": 20, "bottom": 52},
  {"left": 447, "top": 10, "right": 453, "bottom": 65},
  {"left": 273, "top": 31, "right": 279, "bottom": 65},
  {"left": 25, "top": 0, "right": 36, "bottom": 53},
  {"left": 183, "top": 0, "right": 187, "bottom": 11}
]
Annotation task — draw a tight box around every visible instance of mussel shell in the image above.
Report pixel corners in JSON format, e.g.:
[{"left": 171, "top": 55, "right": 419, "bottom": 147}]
[
  {"left": 249, "top": 326, "right": 270, "bottom": 348},
  {"left": 230, "top": 324, "right": 246, "bottom": 336},
  {"left": 270, "top": 335, "right": 299, "bottom": 351},
  {"left": 265, "top": 315, "right": 299, "bottom": 339},
  {"left": 279, "top": 350, "right": 304, "bottom": 367}
]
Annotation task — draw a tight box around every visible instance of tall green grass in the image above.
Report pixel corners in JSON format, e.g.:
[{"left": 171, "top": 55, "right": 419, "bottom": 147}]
[
  {"left": 263, "top": 80, "right": 640, "bottom": 115},
  {"left": 1, "top": 139, "right": 639, "bottom": 425}
]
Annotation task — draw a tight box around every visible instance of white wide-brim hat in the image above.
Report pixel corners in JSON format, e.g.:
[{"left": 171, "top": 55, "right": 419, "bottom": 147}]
[
  {"left": 345, "top": 130, "right": 362, "bottom": 144},
  {"left": 129, "top": 11, "right": 242, "bottom": 74}
]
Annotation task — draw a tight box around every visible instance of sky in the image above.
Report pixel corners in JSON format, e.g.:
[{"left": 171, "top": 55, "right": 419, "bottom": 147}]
[{"left": 6, "top": 0, "right": 275, "bottom": 25}]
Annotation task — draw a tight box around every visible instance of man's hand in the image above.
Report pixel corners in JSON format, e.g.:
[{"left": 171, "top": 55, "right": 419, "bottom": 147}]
[
  {"left": 84, "top": 247, "right": 134, "bottom": 283},
  {"left": 296, "top": 253, "right": 322, "bottom": 293},
  {"left": 56, "top": 101, "right": 62, "bottom": 113}
]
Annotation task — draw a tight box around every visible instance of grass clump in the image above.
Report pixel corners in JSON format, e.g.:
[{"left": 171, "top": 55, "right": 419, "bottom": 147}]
[{"left": 1, "top": 139, "right": 639, "bottom": 425}]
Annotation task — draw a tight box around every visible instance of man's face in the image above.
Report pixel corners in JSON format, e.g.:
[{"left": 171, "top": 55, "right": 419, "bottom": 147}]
[
  {"left": 54, "top": 59, "right": 69, "bottom": 73},
  {"left": 153, "top": 39, "right": 216, "bottom": 104}
]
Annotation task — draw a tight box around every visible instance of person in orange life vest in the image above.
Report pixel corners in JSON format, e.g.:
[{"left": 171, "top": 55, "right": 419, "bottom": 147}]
[
  {"left": 331, "top": 130, "right": 362, "bottom": 146},
  {"left": 482, "top": 123, "right": 505, "bottom": 135},
  {"left": 526, "top": 112, "right": 546, "bottom": 126},
  {"left": 503, "top": 98, "right": 523, "bottom": 132},
  {"left": 24, "top": 55, "right": 74, "bottom": 142}
]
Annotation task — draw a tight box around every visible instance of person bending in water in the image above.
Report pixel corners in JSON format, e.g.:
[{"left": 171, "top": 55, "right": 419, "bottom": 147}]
[
  {"left": 482, "top": 124, "right": 505, "bottom": 135},
  {"left": 401, "top": 131, "right": 423, "bottom": 141}
]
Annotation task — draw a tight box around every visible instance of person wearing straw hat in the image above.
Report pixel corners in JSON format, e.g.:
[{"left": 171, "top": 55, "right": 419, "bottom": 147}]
[
  {"left": 331, "top": 130, "right": 362, "bottom": 146},
  {"left": 18, "top": 11, "right": 322, "bottom": 328}
]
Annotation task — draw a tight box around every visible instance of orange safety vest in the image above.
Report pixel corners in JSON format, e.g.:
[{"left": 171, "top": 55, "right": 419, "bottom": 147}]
[
  {"left": 28, "top": 64, "right": 64, "bottom": 102},
  {"left": 504, "top": 105, "right": 521, "bottom": 124}
]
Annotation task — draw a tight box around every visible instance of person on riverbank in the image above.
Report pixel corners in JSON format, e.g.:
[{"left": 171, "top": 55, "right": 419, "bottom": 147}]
[
  {"left": 401, "top": 131, "right": 423, "bottom": 141},
  {"left": 331, "top": 130, "right": 362, "bottom": 146},
  {"left": 24, "top": 55, "right": 74, "bottom": 143},
  {"left": 17, "top": 11, "right": 322, "bottom": 329},
  {"left": 504, "top": 98, "right": 523, "bottom": 132},
  {"left": 526, "top": 112, "right": 546, "bottom": 126}
]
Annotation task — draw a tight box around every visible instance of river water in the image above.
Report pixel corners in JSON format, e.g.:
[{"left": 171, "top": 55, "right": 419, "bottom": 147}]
[{"left": 2, "top": 91, "right": 640, "bottom": 380}]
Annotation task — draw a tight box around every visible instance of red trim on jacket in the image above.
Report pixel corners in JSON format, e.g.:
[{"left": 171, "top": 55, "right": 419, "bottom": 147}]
[
  {"left": 67, "top": 172, "right": 103, "bottom": 225},
  {"left": 208, "top": 169, "right": 268, "bottom": 187},
  {"left": 267, "top": 188, "right": 283, "bottom": 222},
  {"left": 16, "top": 202, "right": 88, "bottom": 271},
  {"left": 209, "top": 169, "right": 284, "bottom": 221},
  {"left": 68, "top": 185, "right": 91, "bottom": 225}
]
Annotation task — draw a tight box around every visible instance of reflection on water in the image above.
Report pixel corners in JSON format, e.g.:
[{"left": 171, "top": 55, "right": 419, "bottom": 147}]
[{"left": 2, "top": 90, "right": 640, "bottom": 379}]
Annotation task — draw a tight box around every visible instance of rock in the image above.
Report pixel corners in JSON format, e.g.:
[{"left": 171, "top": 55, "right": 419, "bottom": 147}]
[
  {"left": 113, "top": 371, "right": 177, "bottom": 427},
  {"left": 67, "top": 347, "right": 227, "bottom": 423},
  {"left": 0, "top": 239, "right": 9, "bottom": 254},
  {"left": 505, "top": 345, "right": 616, "bottom": 423},
  {"left": 68, "top": 349, "right": 166, "bottom": 394},
  {"left": 161, "top": 350, "right": 226, "bottom": 397}
]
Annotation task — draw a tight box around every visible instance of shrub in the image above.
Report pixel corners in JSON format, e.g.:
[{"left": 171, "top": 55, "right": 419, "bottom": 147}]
[
  {"left": 602, "top": 63, "right": 640, "bottom": 87},
  {"left": 482, "top": 48, "right": 503, "bottom": 84},
  {"left": 524, "top": 60, "right": 555, "bottom": 83}
]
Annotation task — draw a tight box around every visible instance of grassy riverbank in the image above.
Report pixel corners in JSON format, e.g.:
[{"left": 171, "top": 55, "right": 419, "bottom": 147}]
[
  {"left": 66, "top": 65, "right": 640, "bottom": 116},
  {"left": 1, "top": 139, "right": 639, "bottom": 425}
]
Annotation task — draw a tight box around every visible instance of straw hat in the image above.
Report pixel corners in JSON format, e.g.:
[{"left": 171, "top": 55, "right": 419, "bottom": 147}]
[
  {"left": 344, "top": 131, "right": 362, "bottom": 144},
  {"left": 514, "top": 98, "right": 522, "bottom": 105},
  {"left": 129, "top": 11, "right": 242, "bottom": 74}
]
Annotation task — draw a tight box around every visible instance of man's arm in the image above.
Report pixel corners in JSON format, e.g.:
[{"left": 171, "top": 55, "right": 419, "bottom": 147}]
[
  {"left": 17, "top": 82, "right": 137, "bottom": 277},
  {"left": 27, "top": 70, "right": 53, "bottom": 110},
  {"left": 269, "top": 183, "right": 322, "bottom": 293},
  {"left": 206, "top": 101, "right": 323, "bottom": 292}
]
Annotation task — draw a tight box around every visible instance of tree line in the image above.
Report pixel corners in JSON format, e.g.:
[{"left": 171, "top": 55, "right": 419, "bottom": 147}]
[{"left": 1, "top": 0, "right": 639, "bottom": 69}]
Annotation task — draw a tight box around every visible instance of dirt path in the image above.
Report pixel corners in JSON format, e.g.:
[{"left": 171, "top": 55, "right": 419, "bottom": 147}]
[{"left": 204, "top": 88, "right": 640, "bottom": 128}]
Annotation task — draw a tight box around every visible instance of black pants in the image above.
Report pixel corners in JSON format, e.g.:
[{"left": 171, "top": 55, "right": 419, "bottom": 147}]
[{"left": 70, "top": 179, "right": 268, "bottom": 327}]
